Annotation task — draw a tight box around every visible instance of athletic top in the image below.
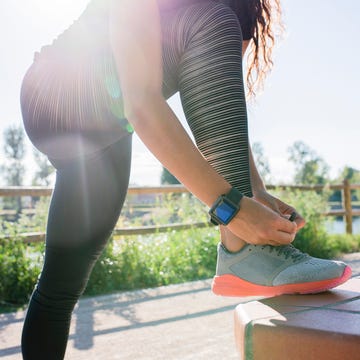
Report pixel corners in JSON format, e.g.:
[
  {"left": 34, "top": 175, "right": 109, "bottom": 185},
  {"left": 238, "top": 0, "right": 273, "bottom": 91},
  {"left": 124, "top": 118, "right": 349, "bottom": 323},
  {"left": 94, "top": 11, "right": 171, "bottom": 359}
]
[{"left": 37, "top": 0, "right": 254, "bottom": 61}]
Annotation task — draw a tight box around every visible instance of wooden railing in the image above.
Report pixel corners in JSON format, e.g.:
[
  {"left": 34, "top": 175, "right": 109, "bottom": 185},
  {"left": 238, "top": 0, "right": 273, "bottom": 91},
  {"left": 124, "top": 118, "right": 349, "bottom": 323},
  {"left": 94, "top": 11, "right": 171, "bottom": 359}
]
[{"left": 0, "top": 181, "right": 359, "bottom": 243}]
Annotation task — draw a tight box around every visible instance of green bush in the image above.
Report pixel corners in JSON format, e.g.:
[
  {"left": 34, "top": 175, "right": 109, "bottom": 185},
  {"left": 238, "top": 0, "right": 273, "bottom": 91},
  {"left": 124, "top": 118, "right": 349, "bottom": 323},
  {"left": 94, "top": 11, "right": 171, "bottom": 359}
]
[
  {"left": 0, "top": 200, "right": 47, "bottom": 309},
  {"left": 16, "top": 197, "right": 50, "bottom": 232},
  {"left": 272, "top": 188, "right": 330, "bottom": 257},
  {"left": 324, "top": 234, "right": 360, "bottom": 258},
  {"left": 85, "top": 226, "right": 219, "bottom": 296},
  {"left": 272, "top": 188, "right": 360, "bottom": 258},
  {"left": 0, "top": 224, "right": 43, "bottom": 306}
]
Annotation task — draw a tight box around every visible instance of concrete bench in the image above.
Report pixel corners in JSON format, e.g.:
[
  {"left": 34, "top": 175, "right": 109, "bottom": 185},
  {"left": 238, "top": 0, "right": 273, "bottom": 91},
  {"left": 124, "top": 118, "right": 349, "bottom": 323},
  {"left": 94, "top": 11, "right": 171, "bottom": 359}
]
[{"left": 234, "top": 278, "right": 360, "bottom": 360}]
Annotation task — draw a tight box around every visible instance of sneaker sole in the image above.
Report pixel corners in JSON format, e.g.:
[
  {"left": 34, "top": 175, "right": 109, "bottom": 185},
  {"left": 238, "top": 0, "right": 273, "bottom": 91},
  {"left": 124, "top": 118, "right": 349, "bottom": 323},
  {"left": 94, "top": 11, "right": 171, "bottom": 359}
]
[{"left": 212, "top": 265, "right": 352, "bottom": 297}]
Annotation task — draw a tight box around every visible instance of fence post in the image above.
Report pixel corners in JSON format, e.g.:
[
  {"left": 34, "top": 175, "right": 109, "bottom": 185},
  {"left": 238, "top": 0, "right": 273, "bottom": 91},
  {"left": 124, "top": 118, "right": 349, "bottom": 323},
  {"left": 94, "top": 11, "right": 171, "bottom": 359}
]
[{"left": 343, "top": 179, "right": 353, "bottom": 235}]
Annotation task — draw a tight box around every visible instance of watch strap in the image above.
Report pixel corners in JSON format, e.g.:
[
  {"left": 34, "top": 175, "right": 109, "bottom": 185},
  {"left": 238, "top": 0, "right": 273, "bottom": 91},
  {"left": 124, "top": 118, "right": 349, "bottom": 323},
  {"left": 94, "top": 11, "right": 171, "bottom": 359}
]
[{"left": 226, "top": 187, "right": 244, "bottom": 206}]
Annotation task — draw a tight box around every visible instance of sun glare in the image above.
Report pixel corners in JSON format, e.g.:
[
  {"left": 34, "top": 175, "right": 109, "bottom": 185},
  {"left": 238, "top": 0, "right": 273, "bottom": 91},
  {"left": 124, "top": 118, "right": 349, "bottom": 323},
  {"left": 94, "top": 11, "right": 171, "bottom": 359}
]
[{"left": 30, "top": 0, "right": 90, "bottom": 26}]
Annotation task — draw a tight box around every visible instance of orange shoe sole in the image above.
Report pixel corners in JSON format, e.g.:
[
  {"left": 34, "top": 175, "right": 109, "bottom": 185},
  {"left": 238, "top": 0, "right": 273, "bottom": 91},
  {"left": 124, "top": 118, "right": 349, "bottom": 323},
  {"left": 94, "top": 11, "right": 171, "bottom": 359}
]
[{"left": 211, "top": 265, "right": 352, "bottom": 297}]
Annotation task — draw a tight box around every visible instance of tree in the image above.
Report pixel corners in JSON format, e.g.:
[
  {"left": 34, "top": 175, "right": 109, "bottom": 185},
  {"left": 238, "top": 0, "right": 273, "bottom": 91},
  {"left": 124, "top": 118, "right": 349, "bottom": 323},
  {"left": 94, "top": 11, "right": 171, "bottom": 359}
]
[
  {"left": 331, "top": 166, "right": 360, "bottom": 203},
  {"left": 252, "top": 142, "right": 271, "bottom": 183},
  {"left": 288, "top": 141, "right": 329, "bottom": 185},
  {"left": 32, "top": 149, "right": 54, "bottom": 186},
  {"left": 2, "top": 126, "right": 26, "bottom": 186},
  {"left": 161, "top": 167, "right": 180, "bottom": 185},
  {"left": 1, "top": 126, "right": 27, "bottom": 212},
  {"left": 340, "top": 166, "right": 360, "bottom": 184}
]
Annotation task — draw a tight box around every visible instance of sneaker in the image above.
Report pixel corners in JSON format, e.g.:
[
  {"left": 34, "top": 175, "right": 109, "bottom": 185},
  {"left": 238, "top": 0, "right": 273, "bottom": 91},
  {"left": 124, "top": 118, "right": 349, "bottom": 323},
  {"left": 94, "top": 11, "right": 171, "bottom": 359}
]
[{"left": 212, "top": 243, "right": 352, "bottom": 297}]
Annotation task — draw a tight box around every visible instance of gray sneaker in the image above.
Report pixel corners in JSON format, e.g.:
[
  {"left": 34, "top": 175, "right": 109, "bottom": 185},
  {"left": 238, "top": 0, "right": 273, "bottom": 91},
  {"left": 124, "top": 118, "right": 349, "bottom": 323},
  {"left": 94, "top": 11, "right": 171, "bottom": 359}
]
[{"left": 212, "top": 243, "right": 352, "bottom": 297}]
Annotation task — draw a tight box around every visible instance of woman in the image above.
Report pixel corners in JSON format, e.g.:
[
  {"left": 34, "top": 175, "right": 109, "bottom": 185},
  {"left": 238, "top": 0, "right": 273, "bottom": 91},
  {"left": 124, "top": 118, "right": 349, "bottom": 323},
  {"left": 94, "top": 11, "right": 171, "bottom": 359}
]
[{"left": 20, "top": 0, "right": 351, "bottom": 358}]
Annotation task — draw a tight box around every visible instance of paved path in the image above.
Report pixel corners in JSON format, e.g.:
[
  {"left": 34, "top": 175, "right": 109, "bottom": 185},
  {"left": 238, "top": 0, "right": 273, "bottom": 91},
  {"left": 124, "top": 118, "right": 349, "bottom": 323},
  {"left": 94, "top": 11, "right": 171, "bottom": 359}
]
[{"left": 1, "top": 253, "right": 359, "bottom": 360}]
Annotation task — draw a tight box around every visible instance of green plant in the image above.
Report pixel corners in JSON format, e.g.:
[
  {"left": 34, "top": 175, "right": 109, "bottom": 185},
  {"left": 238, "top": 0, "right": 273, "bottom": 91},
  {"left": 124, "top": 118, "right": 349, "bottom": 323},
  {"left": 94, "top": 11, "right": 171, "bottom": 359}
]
[
  {"left": 0, "top": 222, "right": 43, "bottom": 306},
  {"left": 323, "top": 234, "right": 360, "bottom": 258},
  {"left": 16, "top": 197, "right": 50, "bottom": 233},
  {"left": 85, "top": 226, "right": 219, "bottom": 296},
  {"left": 272, "top": 187, "right": 336, "bottom": 258}
]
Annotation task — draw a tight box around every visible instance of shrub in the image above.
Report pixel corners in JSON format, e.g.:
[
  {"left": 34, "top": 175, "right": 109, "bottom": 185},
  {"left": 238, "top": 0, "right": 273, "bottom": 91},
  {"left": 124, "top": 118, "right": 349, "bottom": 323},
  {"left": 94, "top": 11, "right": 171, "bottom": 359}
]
[
  {"left": 0, "top": 223, "right": 43, "bottom": 306},
  {"left": 85, "top": 226, "right": 219, "bottom": 295},
  {"left": 324, "top": 234, "right": 360, "bottom": 258},
  {"left": 271, "top": 187, "right": 360, "bottom": 258}
]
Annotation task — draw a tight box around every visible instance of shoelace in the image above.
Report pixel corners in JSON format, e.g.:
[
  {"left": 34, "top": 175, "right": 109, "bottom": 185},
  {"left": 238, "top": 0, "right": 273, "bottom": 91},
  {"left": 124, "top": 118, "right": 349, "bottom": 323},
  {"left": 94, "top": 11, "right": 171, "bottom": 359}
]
[{"left": 261, "top": 245, "right": 308, "bottom": 261}]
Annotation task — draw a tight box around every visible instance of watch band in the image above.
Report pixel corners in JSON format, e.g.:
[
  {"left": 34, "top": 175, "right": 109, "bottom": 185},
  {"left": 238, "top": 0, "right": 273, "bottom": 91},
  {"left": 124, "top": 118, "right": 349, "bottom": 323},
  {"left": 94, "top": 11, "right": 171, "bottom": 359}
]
[{"left": 226, "top": 187, "right": 243, "bottom": 205}]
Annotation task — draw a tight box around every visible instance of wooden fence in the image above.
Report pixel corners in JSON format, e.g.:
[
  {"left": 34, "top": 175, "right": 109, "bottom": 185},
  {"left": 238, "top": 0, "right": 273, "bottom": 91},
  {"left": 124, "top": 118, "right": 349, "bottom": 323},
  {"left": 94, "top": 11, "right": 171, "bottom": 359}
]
[{"left": 0, "top": 181, "right": 359, "bottom": 243}]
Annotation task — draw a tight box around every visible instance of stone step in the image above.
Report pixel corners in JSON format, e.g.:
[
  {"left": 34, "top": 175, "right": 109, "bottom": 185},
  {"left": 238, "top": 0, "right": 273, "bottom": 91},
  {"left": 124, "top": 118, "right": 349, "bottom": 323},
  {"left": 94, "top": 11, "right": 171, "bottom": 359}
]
[{"left": 234, "top": 278, "right": 360, "bottom": 360}]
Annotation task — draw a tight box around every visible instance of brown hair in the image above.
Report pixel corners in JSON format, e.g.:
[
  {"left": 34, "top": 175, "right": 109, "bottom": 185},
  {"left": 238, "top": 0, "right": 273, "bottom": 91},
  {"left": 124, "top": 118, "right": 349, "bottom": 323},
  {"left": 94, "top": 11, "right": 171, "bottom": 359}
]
[{"left": 245, "top": 0, "right": 284, "bottom": 98}]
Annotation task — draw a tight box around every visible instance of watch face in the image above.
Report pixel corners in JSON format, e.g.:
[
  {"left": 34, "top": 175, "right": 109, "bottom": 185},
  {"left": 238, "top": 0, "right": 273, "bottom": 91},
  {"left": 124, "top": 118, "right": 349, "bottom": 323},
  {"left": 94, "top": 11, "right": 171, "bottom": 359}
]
[{"left": 214, "top": 200, "right": 237, "bottom": 223}]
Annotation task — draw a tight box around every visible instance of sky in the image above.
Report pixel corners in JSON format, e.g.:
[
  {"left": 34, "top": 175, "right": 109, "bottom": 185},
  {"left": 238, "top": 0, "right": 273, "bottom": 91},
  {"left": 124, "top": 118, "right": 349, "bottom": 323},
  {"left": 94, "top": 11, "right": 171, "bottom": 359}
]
[{"left": 0, "top": 0, "right": 359, "bottom": 186}]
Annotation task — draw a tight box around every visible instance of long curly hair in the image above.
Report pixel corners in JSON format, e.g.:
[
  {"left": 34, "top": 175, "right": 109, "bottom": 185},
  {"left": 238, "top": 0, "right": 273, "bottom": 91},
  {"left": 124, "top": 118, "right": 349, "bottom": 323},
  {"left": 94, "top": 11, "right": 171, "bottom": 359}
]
[{"left": 236, "top": 0, "right": 284, "bottom": 98}]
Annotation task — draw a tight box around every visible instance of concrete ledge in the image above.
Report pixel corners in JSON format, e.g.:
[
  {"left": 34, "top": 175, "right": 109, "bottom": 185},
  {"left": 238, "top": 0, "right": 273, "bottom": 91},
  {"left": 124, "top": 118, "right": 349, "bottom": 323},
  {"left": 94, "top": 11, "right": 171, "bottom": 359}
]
[{"left": 234, "top": 278, "right": 360, "bottom": 360}]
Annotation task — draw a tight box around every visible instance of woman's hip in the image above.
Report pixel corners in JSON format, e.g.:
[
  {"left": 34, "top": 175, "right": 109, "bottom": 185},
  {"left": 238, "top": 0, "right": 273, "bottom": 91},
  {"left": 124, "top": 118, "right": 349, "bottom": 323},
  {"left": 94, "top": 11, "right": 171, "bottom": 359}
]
[{"left": 20, "top": 58, "right": 131, "bottom": 161}]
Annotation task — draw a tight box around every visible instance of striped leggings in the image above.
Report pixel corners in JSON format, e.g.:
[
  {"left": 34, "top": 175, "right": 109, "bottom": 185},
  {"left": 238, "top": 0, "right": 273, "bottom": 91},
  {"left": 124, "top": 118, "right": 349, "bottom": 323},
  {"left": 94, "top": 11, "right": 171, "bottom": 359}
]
[{"left": 21, "top": 2, "right": 252, "bottom": 359}]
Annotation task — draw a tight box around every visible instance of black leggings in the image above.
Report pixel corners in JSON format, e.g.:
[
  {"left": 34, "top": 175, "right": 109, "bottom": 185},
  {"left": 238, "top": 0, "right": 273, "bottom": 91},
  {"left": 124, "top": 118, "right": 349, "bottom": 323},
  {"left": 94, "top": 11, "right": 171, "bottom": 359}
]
[
  {"left": 21, "top": 136, "right": 132, "bottom": 359},
  {"left": 21, "top": 2, "right": 252, "bottom": 358}
]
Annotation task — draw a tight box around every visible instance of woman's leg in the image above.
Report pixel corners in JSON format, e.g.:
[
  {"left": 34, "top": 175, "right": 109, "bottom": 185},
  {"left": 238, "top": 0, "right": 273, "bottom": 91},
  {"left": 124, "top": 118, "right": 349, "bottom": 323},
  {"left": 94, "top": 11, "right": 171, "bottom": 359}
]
[
  {"left": 176, "top": 3, "right": 250, "bottom": 251},
  {"left": 174, "top": 3, "right": 351, "bottom": 298},
  {"left": 21, "top": 136, "right": 132, "bottom": 360}
]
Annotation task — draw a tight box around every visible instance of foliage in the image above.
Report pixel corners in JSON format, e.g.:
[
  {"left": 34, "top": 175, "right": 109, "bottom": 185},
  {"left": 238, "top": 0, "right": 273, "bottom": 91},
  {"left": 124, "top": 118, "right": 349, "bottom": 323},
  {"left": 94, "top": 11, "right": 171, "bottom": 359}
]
[
  {"left": 1, "top": 126, "right": 27, "bottom": 213},
  {"left": 331, "top": 166, "right": 360, "bottom": 203},
  {"left": 1, "top": 126, "right": 26, "bottom": 186},
  {"left": 340, "top": 166, "right": 360, "bottom": 183},
  {"left": 85, "top": 192, "right": 215, "bottom": 295},
  {"left": 160, "top": 167, "right": 180, "bottom": 185},
  {"left": 0, "top": 222, "right": 44, "bottom": 306},
  {"left": 85, "top": 226, "right": 218, "bottom": 296},
  {"left": 287, "top": 141, "right": 329, "bottom": 185},
  {"left": 271, "top": 187, "right": 359, "bottom": 258},
  {"left": 252, "top": 142, "right": 271, "bottom": 183},
  {"left": 151, "top": 193, "right": 208, "bottom": 225},
  {"left": 0, "top": 199, "right": 48, "bottom": 308},
  {"left": 324, "top": 234, "right": 360, "bottom": 257},
  {"left": 16, "top": 197, "right": 50, "bottom": 233},
  {"left": 32, "top": 149, "right": 55, "bottom": 186}
]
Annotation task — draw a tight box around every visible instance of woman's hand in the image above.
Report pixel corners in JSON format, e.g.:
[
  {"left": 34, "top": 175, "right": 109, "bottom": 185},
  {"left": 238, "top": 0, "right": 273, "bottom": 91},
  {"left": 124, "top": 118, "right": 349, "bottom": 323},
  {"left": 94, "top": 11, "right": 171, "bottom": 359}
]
[
  {"left": 247, "top": 144, "right": 305, "bottom": 231},
  {"left": 253, "top": 189, "right": 306, "bottom": 231},
  {"left": 227, "top": 196, "right": 298, "bottom": 246}
]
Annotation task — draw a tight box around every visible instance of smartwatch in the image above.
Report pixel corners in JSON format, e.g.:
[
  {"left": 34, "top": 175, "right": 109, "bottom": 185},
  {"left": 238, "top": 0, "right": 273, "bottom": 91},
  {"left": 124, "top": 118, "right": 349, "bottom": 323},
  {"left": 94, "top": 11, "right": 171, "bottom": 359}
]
[{"left": 209, "top": 187, "right": 244, "bottom": 225}]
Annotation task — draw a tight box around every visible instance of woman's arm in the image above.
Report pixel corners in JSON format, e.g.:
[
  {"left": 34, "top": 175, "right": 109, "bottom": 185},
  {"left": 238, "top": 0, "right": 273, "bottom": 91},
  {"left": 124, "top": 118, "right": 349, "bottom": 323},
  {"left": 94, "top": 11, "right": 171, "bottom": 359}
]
[
  {"left": 109, "top": 0, "right": 297, "bottom": 245},
  {"left": 109, "top": 0, "right": 229, "bottom": 206},
  {"left": 243, "top": 39, "right": 303, "bottom": 227}
]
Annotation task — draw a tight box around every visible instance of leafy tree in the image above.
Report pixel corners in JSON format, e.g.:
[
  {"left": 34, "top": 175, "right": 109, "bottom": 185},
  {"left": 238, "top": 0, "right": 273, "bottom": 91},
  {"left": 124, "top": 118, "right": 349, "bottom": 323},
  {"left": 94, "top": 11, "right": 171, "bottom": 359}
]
[
  {"left": 1, "top": 126, "right": 26, "bottom": 213},
  {"left": 161, "top": 167, "right": 180, "bottom": 185},
  {"left": 252, "top": 142, "right": 271, "bottom": 183},
  {"left": 2, "top": 126, "right": 26, "bottom": 186},
  {"left": 32, "top": 149, "right": 54, "bottom": 186},
  {"left": 288, "top": 141, "right": 329, "bottom": 185},
  {"left": 340, "top": 166, "right": 360, "bottom": 185},
  {"left": 331, "top": 166, "right": 360, "bottom": 203}
]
